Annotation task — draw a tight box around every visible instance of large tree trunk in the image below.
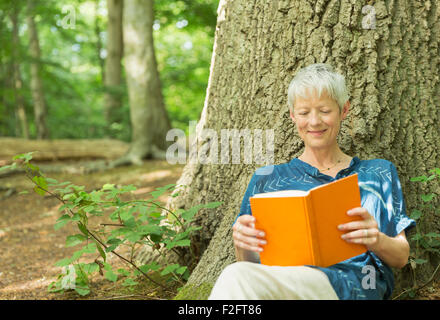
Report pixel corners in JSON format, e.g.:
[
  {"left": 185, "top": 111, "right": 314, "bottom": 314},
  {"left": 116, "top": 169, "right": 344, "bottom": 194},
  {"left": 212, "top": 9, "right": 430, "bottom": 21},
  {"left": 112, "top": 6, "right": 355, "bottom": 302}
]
[
  {"left": 148, "top": 0, "right": 439, "bottom": 299},
  {"left": 103, "top": 0, "right": 123, "bottom": 127},
  {"left": 27, "top": 0, "right": 49, "bottom": 139},
  {"left": 10, "top": 4, "right": 29, "bottom": 139},
  {"left": 118, "top": 0, "right": 171, "bottom": 166}
]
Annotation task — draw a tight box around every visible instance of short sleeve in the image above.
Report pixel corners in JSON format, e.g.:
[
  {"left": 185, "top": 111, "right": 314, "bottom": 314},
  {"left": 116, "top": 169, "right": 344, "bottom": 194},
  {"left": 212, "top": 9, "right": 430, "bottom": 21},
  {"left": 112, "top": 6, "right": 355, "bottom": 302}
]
[
  {"left": 384, "top": 163, "right": 416, "bottom": 237},
  {"left": 232, "top": 171, "right": 264, "bottom": 225}
]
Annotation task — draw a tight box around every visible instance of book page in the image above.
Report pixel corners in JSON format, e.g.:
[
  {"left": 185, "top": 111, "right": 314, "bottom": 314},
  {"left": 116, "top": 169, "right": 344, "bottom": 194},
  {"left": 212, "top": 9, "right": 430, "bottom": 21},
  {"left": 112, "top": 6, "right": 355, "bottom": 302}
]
[{"left": 252, "top": 190, "right": 308, "bottom": 198}]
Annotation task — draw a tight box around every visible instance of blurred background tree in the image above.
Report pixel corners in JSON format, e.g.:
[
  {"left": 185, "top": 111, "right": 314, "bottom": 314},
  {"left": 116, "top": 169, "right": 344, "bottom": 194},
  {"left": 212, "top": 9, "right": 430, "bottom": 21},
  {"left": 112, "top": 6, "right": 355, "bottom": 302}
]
[{"left": 0, "top": 0, "right": 219, "bottom": 142}]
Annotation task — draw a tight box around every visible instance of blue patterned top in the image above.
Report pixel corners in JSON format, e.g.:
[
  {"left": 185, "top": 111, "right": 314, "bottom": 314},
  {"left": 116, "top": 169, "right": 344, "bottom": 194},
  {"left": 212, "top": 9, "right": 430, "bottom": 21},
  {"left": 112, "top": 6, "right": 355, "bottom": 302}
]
[{"left": 235, "top": 156, "right": 416, "bottom": 300}]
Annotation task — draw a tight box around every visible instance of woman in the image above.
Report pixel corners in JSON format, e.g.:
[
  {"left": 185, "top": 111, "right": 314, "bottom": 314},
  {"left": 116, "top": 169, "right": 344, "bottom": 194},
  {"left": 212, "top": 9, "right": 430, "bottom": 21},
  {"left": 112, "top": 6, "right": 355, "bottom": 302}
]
[{"left": 208, "top": 63, "right": 416, "bottom": 300}]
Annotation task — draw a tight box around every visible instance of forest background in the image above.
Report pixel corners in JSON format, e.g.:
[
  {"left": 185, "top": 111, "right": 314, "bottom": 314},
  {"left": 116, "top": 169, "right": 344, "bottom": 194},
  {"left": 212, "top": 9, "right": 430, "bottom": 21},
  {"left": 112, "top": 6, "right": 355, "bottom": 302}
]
[
  {"left": 0, "top": 0, "right": 217, "bottom": 141},
  {"left": 0, "top": 0, "right": 439, "bottom": 301}
]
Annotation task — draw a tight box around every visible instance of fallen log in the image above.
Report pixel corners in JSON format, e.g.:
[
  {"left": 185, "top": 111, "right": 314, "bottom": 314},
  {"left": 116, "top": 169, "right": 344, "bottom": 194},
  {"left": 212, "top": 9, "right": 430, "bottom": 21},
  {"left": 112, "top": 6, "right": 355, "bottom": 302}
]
[{"left": 0, "top": 138, "right": 130, "bottom": 164}]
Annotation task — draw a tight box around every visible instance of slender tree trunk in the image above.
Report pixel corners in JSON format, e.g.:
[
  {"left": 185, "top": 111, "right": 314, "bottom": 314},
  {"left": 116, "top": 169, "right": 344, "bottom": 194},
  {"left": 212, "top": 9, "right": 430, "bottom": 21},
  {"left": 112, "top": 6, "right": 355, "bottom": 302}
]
[
  {"left": 118, "top": 0, "right": 171, "bottom": 165},
  {"left": 0, "top": 14, "right": 6, "bottom": 136},
  {"left": 27, "top": 0, "right": 49, "bottom": 139},
  {"left": 10, "top": 4, "right": 29, "bottom": 139},
  {"left": 138, "top": 0, "right": 439, "bottom": 299},
  {"left": 103, "top": 0, "right": 123, "bottom": 128},
  {"left": 95, "top": 1, "right": 105, "bottom": 84}
]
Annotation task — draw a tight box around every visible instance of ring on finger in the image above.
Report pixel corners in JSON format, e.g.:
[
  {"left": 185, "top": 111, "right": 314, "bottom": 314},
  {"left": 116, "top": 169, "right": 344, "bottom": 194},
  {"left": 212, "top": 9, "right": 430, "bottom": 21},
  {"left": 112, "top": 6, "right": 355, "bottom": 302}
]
[
  {"left": 237, "top": 223, "right": 242, "bottom": 233},
  {"left": 364, "top": 229, "right": 368, "bottom": 237}
]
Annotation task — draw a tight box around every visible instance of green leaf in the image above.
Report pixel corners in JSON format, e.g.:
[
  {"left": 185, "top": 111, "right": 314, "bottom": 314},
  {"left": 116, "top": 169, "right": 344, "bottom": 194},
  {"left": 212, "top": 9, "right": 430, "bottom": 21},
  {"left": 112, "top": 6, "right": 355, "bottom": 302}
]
[
  {"left": 425, "top": 232, "right": 440, "bottom": 238},
  {"left": 18, "top": 190, "right": 29, "bottom": 195},
  {"left": 95, "top": 241, "right": 106, "bottom": 262},
  {"left": 410, "top": 175, "right": 428, "bottom": 182},
  {"left": 77, "top": 223, "right": 88, "bottom": 236},
  {"left": 102, "top": 184, "right": 115, "bottom": 190},
  {"left": 0, "top": 163, "right": 17, "bottom": 173},
  {"left": 175, "top": 239, "right": 191, "bottom": 247},
  {"left": 139, "top": 265, "right": 151, "bottom": 273},
  {"left": 410, "top": 209, "right": 422, "bottom": 220},
  {"left": 139, "top": 262, "right": 160, "bottom": 274},
  {"left": 150, "top": 233, "right": 162, "bottom": 243},
  {"left": 120, "top": 185, "right": 137, "bottom": 193},
  {"left": 176, "top": 266, "right": 187, "bottom": 275},
  {"left": 117, "top": 269, "right": 131, "bottom": 276},
  {"left": 421, "top": 193, "right": 436, "bottom": 202},
  {"left": 13, "top": 152, "right": 34, "bottom": 163},
  {"left": 32, "top": 176, "right": 48, "bottom": 196},
  {"left": 74, "top": 286, "right": 90, "bottom": 296},
  {"left": 203, "top": 201, "right": 222, "bottom": 209},
  {"left": 150, "top": 184, "right": 176, "bottom": 199},
  {"left": 82, "top": 243, "right": 97, "bottom": 254},
  {"left": 45, "top": 178, "right": 59, "bottom": 185},
  {"left": 181, "top": 205, "right": 204, "bottom": 221},
  {"left": 27, "top": 163, "right": 40, "bottom": 172},
  {"left": 55, "top": 257, "right": 73, "bottom": 267},
  {"left": 33, "top": 185, "right": 46, "bottom": 196},
  {"left": 65, "top": 234, "right": 87, "bottom": 247},
  {"left": 125, "top": 231, "right": 143, "bottom": 243},
  {"left": 414, "top": 259, "right": 428, "bottom": 264},
  {"left": 82, "top": 263, "right": 99, "bottom": 274},
  {"left": 105, "top": 270, "right": 118, "bottom": 282},
  {"left": 122, "top": 278, "right": 138, "bottom": 287},
  {"left": 160, "top": 264, "right": 179, "bottom": 276},
  {"left": 411, "top": 234, "right": 423, "bottom": 241},
  {"left": 105, "top": 238, "right": 123, "bottom": 252}
]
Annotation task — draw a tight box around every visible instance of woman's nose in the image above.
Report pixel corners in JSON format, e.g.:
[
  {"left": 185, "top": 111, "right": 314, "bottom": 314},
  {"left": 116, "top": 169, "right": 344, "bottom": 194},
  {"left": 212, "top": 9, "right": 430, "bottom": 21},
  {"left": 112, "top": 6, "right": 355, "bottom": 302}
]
[{"left": 309, "top": 113, "right": 322, "bottom": 125}]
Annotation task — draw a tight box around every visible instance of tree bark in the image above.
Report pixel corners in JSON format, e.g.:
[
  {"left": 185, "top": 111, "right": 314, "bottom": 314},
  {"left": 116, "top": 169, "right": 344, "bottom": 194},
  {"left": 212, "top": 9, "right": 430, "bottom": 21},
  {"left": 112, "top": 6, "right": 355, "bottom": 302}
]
[
  {"left": 104, "top": 0, "right": 123, "bottom": 127},
  {"left": 10, "top": 4, "right": 29, "bottom": 139},
  {"left": 27, "top": 0, "right": 49, "bottom": 139},
  {"left": 118, "top": 0, "right": 171, "bottom": 166},
  {"left": 144, "top": 0, "right": 439, "bottom": 299}
]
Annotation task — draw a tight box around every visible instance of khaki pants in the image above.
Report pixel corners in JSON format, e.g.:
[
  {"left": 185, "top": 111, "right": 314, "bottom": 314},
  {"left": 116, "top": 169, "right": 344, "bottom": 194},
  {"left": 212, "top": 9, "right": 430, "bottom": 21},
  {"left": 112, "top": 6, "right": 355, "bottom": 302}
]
[{"left": 208, "top": 261, "right": 339, "bottom": 300}]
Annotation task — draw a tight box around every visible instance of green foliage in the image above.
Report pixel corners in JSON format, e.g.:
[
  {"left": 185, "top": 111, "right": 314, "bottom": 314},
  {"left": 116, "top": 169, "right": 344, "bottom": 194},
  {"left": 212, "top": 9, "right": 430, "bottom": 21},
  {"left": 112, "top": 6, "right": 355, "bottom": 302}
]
[
  {"left": 0, "top": 0, "right": 219, "bottom": 139},
  {"left": 399, "top": 168, "right": 440, "bottom": 299},
  {"left": 5, "top": 152, "right": 222, "bottom": 296},
  {"left": 408, "top": 168, "right": 440, "bottom": 259}
]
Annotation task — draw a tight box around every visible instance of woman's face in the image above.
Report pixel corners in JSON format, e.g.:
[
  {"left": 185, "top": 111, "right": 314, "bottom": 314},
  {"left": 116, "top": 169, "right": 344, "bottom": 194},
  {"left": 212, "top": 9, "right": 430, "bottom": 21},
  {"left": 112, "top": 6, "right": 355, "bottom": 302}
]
[{"left": 290, "top": 89, "right": 349, "bottom": 150}]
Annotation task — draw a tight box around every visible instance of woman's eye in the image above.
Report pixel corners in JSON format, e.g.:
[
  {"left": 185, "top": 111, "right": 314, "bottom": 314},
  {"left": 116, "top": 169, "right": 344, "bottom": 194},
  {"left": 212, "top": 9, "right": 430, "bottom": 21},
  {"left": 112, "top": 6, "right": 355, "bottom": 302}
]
[{"left": 321, "top": 110, "right": 331, "bottom": 113}]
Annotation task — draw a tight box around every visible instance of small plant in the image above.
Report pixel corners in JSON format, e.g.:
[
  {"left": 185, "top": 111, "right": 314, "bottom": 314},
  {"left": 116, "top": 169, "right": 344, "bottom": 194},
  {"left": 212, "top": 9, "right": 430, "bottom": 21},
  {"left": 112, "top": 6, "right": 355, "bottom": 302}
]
[
  {"left": 0, "top": 152, "right": 222, "bottom": 297},
  {"left": 396, "top": 168, "right": 440, "bottom": 299}
]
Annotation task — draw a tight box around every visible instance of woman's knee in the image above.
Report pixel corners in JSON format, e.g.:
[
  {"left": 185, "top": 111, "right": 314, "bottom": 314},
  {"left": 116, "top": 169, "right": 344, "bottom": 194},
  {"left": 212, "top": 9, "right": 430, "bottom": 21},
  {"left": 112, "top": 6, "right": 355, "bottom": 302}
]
[{"left": 219, "top": 261, "right": 254, "bottom": 282}]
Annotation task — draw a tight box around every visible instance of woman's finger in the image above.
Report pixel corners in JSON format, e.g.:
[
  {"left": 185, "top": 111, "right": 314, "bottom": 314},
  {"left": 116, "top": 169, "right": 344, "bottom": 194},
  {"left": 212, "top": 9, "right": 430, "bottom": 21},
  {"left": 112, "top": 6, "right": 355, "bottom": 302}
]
[
  {"left": 347, "top": 207, "right": 376, "bottom": 222},
  {"left": 233, "top": 231, "right": 266, "bottom": 248},
  {"left": 341, "top": 228, "right": 379, "bottom": 241}
]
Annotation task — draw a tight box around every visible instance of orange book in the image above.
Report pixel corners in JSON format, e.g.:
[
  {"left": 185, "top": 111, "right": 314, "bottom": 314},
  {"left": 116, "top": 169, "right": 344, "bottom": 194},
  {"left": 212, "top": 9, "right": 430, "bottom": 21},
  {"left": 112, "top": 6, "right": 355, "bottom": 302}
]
[{"left": 249, "top": 173, "right": 367, "bottom": 268}]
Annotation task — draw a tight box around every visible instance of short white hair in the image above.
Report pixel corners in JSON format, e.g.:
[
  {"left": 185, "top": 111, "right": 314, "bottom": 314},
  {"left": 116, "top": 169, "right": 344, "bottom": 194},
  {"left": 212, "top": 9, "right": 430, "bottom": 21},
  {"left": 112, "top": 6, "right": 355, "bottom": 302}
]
[{"left": 287, "top": 63, "right": 349, "bottom": 112}]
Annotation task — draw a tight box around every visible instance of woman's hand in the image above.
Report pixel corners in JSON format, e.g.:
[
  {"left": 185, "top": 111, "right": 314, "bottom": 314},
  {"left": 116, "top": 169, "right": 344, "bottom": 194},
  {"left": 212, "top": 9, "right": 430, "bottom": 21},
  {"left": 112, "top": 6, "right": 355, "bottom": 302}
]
[
  {"left": 232, "top": 215, "right": 267, "bottom": 253},
  {"left": 338, "top": 207, "right": 382, "bottom": 252}
]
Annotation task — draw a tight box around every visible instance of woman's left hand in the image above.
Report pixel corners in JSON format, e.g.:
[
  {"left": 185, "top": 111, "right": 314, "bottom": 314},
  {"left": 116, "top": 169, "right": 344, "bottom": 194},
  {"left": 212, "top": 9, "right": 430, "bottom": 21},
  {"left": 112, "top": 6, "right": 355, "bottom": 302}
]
[{"left": 338, "top": 207, "right": 382, "bottom": 252}]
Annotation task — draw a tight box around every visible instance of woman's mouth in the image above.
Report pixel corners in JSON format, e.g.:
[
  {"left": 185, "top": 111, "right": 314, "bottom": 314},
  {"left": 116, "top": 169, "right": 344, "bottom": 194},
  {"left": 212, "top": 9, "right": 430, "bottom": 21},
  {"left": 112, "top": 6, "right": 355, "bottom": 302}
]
[{"left": 308, "top": 130, "right": 327, "bottom": 136}]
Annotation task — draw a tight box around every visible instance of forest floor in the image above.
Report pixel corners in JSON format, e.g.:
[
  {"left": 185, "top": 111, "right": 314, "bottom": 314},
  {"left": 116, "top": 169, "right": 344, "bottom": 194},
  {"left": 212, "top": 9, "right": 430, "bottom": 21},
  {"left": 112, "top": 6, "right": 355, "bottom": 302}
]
[
  {"left": 0, "top": 157, "right": 184, "bottom": 300},
  {"left": 0, "top": 155, "right": 439, "bottom": 300}
]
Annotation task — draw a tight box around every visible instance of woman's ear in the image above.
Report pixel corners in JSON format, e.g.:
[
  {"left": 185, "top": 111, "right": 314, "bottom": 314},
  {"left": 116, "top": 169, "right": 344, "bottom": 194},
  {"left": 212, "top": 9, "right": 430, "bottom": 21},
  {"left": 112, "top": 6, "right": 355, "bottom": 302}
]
[
  {"left": 341, "top": 101, "right": 350, "bottom": 120},
  {"left": 289, "top": 109, "right": 296, "bottom": 123}
]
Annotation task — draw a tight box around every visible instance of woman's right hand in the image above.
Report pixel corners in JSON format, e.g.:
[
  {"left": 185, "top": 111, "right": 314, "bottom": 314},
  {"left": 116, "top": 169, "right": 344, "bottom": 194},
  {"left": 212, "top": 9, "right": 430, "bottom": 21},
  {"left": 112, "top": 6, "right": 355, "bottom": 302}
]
[{"left": 232, "top": 214, "right": 267, "bottom": 253}]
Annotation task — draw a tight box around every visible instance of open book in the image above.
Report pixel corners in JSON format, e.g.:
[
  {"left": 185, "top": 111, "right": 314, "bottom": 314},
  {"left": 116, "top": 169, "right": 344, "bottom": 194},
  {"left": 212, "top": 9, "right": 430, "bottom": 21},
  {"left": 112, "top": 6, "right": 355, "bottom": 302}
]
[{"left": 249, "top": 173, "right": 367, "bottom": 268}]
